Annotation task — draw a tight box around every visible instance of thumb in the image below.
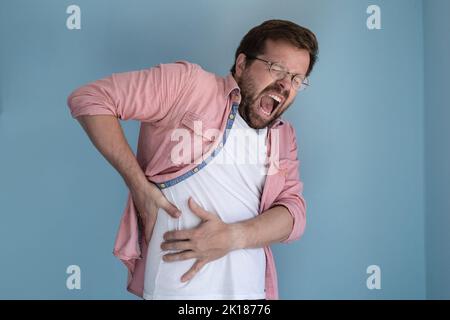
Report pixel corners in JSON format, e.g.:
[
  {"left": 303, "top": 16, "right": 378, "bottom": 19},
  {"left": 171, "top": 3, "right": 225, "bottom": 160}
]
[
  {"left": 158, "top": 196, "right": 182, "bottom": 218},
  {"left": 188, "top": 197, "right": 212, "bottom": 220}
]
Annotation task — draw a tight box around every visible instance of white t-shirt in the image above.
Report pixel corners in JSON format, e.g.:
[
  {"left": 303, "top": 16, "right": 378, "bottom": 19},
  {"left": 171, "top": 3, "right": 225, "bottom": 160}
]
[{"left": 144, "top": 109, "right": 268, "bottom": 300}]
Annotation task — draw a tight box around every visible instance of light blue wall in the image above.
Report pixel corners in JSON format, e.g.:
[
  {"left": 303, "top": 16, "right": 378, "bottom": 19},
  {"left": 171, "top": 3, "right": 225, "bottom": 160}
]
[
  {"left": 0, "top": 0, "right": 426, "bottom": 299},
  {"left": 424, "top": 0, "right": 450, "bottom": 299},
  {"left": 275, "top": 0, "right": 425, "bottom": 299}
]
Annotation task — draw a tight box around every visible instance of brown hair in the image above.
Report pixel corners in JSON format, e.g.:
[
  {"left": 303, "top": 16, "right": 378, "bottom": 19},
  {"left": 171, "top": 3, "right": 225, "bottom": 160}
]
[{"left": 231, "top": 19, "right": 319, "bottom": 77}]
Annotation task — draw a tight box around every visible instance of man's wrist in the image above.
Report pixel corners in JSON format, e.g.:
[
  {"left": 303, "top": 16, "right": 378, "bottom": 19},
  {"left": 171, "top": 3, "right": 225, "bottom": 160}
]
[
  {"left": 228, "top": 222, "right": 247, "bottom": 250},
  {"left": 123, "top": 169, "right": 149, "bottom": 192}
]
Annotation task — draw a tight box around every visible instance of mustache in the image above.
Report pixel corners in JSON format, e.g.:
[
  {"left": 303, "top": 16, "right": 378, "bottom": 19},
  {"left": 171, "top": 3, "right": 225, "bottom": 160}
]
[{"left": 259, "top": 85, "right": 289, "bottom": 100}]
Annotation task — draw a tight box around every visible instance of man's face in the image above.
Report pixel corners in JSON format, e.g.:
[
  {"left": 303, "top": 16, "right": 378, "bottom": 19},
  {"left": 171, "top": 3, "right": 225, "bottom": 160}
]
[{"left": 234, "top": 39, "right": 311, "bottom": 129}]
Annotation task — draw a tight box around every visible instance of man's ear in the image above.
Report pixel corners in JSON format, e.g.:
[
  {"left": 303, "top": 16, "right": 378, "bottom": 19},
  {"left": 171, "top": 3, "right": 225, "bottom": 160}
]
[{"left": 235, "top": 53, "right": 247, "bottom": 78}]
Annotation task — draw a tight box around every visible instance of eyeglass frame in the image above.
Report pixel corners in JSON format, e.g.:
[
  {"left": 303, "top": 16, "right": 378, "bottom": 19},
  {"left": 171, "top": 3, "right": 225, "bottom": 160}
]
[{"left": 244, "top": 54, "right": 310, "bottom": 91}]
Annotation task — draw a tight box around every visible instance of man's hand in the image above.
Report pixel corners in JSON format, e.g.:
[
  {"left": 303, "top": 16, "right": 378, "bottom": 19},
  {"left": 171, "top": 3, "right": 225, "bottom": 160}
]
[
  {"left": 130, "top": 181, "right": 181, "bottom": 244},
  {"left": 160, "top": 197, "right": 239, "bottom": 282}
]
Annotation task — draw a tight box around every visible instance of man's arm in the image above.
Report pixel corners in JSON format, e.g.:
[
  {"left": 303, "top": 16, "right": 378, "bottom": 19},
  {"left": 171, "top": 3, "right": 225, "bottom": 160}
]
[
  {"left": 161, "top": 201, "right": 300, "bottom": 282},
  {"left": 67, "top": 62, "right": 198, "bottom": 241},
  {"left": 76, "top": 115, "right": 148, "bottom": 191},
  {"left": 74, "top": 115, "right": 181, "bottom": 242},
  {"left": 230, "top": 205, "right": 294, "bottom": 250}
]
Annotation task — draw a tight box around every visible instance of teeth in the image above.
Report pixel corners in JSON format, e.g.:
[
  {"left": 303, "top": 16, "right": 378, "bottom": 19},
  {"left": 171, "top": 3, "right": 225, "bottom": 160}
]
[{"left": 268, "top": 94, "right": 282, "bottom": 103}]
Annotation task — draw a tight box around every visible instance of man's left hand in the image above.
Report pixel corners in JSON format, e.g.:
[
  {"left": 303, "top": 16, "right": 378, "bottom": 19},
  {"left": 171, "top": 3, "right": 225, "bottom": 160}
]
[{"left": 160, "top": 197, "right": 240, "bottom": 282}]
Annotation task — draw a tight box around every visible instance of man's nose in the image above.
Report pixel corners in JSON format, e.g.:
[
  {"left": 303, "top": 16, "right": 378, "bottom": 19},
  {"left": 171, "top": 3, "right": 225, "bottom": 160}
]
[
  {"left": 274, "top": 78, "right": 291, "bottom": 97},
  {"left": 275, "top": 76, "right": 291, "bottom": 92}
]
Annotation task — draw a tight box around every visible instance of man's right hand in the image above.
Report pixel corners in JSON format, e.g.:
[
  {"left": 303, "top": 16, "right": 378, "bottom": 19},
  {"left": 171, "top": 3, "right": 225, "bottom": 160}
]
[{"left": 130, "top": 181, "right": 181, "bottom": 244}]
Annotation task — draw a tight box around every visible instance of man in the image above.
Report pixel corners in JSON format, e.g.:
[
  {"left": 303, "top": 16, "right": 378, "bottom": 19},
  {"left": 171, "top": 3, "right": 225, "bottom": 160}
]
[{"left": 67, "top": 19, "right": 318, "bottom": 300}]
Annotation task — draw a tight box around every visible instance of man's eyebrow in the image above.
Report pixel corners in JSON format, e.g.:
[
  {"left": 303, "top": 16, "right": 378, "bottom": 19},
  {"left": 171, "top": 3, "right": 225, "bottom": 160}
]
[
  {"left": 275, "top": 59, "right": 305, "bottom": 76},
  {"left": 263, "top": 55, "right": 306, "bottom": 76},
  {"left": 288, "top": 64, "right": 307, "bottom": 76}
]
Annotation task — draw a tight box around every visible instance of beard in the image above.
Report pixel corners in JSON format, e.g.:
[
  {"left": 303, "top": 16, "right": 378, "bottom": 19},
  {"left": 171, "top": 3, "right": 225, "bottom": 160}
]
[{"left": 236, "top": 71, "right": 291, "bottom": 129}]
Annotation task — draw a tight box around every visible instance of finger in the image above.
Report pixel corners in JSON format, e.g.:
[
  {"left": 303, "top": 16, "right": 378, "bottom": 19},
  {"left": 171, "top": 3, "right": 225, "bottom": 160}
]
[
  {"left": 163, "top": 229, "right": 193, "bottom": 241},
  {"left": 163, "top": 250, "right": 197, "bottom": 262},
  {"left": 161, "top": 240, "right": 192, "bottom": 252},
  {"left": 188, "top": 197, "right": 213, "bottom": 220},
  {"left": 157, "top": 195, "right": 182, "bottom": 218},
  {"left": 181, "top": 259, "right": 207, "bottom": 282}
]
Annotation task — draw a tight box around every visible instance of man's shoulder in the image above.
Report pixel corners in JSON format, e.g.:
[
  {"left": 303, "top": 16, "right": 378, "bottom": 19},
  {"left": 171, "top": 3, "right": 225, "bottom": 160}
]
[
  {"left": 163, "top": 60, "right": 229, "bottom": 96},
  {"left": 158, "top": 60, "right": 219, "bottom": 79},
  {"left": 151, "top": 60, "right": 199, "bottom": 77}
]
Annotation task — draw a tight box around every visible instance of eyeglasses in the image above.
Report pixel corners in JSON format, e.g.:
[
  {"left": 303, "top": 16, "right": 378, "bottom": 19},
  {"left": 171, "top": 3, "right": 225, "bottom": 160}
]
[{"left": 245, "top": 54, "right": 309, "bottom": 91}]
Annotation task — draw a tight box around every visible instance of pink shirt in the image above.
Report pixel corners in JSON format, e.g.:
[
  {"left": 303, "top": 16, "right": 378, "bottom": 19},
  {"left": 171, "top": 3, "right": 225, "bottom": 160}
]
[{"left": 67, "top": 61, "right": 306, "bottom": 300}]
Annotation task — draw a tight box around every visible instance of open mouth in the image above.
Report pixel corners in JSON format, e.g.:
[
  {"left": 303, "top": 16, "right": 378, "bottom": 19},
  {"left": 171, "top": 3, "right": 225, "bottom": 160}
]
[{"left": 259, "top": 93, "right": 283, "bottom": 117}]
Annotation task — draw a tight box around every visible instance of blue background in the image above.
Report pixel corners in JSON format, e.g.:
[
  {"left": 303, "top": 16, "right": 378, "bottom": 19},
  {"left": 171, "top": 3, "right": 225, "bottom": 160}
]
[{"left": 0, "top": 0, "right": 448, "bottom": 299}]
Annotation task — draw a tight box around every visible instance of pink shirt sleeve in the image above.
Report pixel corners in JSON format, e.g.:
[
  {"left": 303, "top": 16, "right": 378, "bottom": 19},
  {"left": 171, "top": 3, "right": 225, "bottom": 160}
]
[
  {"left": 272, "top": 123, "right": 307, "bottom": 243},
  {"left": 67, "top": 61, "right": 197, "bottom": 123}
]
